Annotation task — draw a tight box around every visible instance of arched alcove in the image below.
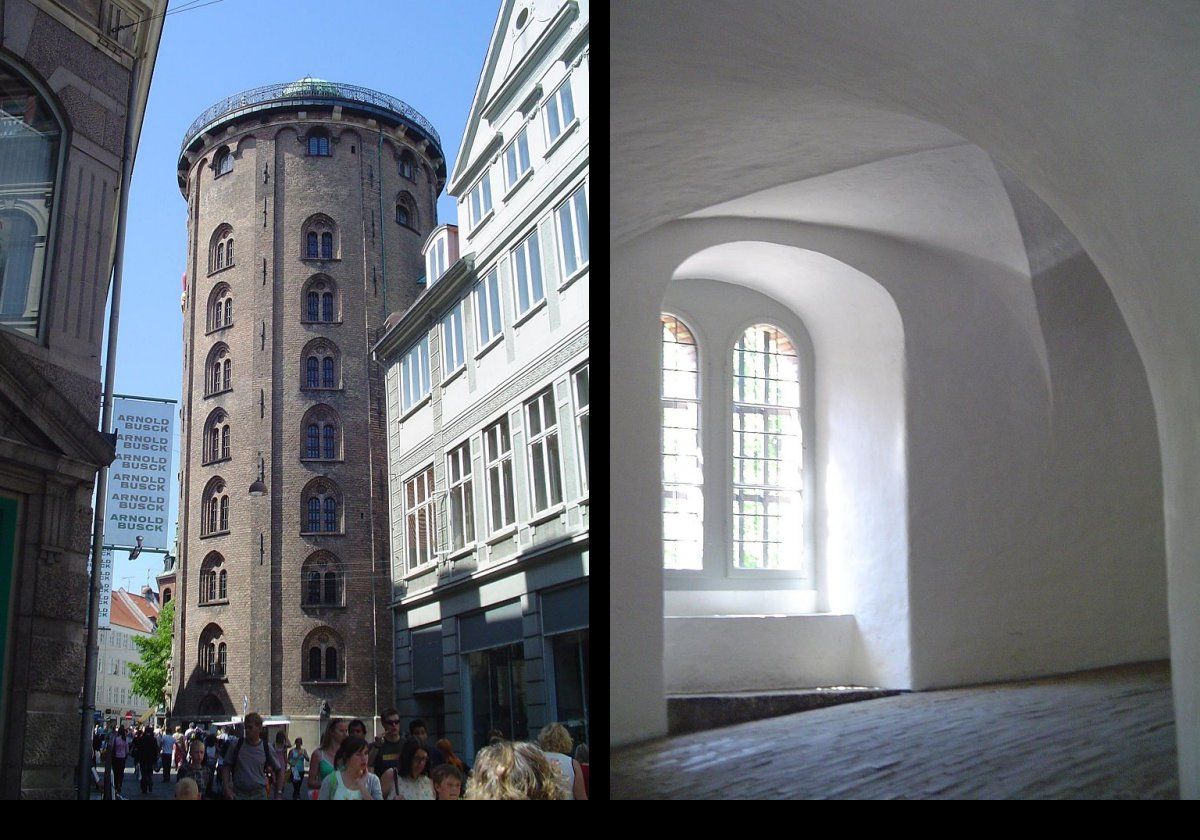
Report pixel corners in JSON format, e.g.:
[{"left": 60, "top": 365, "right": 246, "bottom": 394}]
[{"left": 662, "top": 245, "right": 908, "bottom": 692}]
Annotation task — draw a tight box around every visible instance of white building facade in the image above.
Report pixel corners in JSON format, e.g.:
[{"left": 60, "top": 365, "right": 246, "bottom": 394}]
[
  {"left": 96, "top": 589, "right": 159, "bottom": 724},
  {"left": 376, "top": 0, "right": 589, "bottom": 756}
]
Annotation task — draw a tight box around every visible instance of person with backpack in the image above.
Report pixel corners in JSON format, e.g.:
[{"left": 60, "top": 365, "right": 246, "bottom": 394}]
[{"left": 219, "top": 712, "right": 283, "bottom": 800}]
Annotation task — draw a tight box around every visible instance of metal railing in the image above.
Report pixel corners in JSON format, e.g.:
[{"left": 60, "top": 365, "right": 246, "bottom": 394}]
[{"left": 181, "top": 79, "right": 441, "bottom": 153}]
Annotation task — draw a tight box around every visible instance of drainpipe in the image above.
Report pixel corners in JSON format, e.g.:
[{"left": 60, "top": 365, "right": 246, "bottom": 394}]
[{"left": 77, "top": 55, "right": 140, "bottom": 800}]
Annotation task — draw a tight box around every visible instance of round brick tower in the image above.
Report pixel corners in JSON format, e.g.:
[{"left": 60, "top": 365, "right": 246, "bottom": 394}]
[{"left": 172, "top": 78, "right": 444, "bottom": 740}]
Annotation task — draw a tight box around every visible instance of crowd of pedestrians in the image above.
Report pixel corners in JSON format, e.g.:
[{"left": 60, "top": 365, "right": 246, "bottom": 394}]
[{"left": 94, "top": 709, "right": 589, "bottom": 801}]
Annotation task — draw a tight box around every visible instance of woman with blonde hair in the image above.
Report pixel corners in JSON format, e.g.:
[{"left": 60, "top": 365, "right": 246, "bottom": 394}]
[
  {"left": 308, "top": 717, "right": 348, "bottom": 797},
  {"left": 463, "top": 741, "right": 568, "bottom": 800},
  {"left": 537, "top": 723, "right": 588, "bottom": 800}
]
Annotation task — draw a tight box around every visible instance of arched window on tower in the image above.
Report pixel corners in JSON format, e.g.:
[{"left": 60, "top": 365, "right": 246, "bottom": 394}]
[
  {"left": 202, "top": 478, "right": 229, "bottom": 537},
  {"left": 199, "top": 552, "right": 226, "bottom": 604},
  {"left": 302, "top": 340, "right": 340, "bottom": 390},
  {"left": 303, "top": 627, "right": 343, "bottom": 682},
  {"left": 301, "top": 214, "right": 338, "bottom": 261},
  {"left": 302, "top": 479, "right": 342, "bottom": 534},
  {"left": 301, "top": 551, "right": 344, "bottom": 607},
  {"left": 399, "top": 149, "right": 415, "bottom": 180},
  {"left": 308, "top": 130, "right": 331, "bottom": 157},
  {"left": 208, "top": 224, "right": 234, "bottom": 274},
  {"left": 203, "top": 409, "right": 230, "bottom": 464},
  {"left": 301, "top": 404, "right": 341, "bottom": 462},
  {"left": 215, "top": 148, "right": 233, "bottom": 177},
  {"left": 302, "top": 275, "right": 339, "bottom": 323},
  {"left": 395, "top": 191, "right": 418, "bottom": 231},
  {"left": 206, "top": 344, "right": 231, "bottom": 396},
  {"left": 662, "top": 314, "right": 704, "bottom": 570}
]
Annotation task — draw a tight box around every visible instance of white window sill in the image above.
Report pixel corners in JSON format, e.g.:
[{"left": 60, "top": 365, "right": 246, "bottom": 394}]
[
  {"left": 465, "top": 210, "right": 495, "bottom": 240},
  {"left": 301, "top": 256, "right": 342, "bottom": 264},
  {"left": 558, "top": 262, "right": 588, "bottom": 291},
  {"left": 299, "top": 531, "right": 345, "bottom": 538},
  {"left": 300, "top": 386, "right": 344, "bottom": 394},
  {"left": 399, "top": 393, "right": 432, "bottom": 422},
  {"left": 301, "top": 319, "right": 344, "bottom": 326},
  {"left": 485, "top": 525, "right": 518, "bottom": 546},
  {"left": 403, "top": 560, "right": 439, "bottom": 581},
  {"left": 512, "top": 297, "right": 547, "bottom": 328},
  {"left": 502, "top": 167, "right": 534, "bottom": 202},
  {"left": 446, "top": 544, "right": 477, "bottom": 563},
  {"left": 441, "top": 364, "right": 466, "bottom": 388},
  {"left": 529, "top": 503, "right": 565, "bottom": 526},
  {"left": 474, "top": 334, "right": 504, "bottom": 361},
  {"left": 543, "top": 119, "right": 580, "bottom": 159},
  {"left": 299, "top": 457, "right": 345, "bottom": 464}
]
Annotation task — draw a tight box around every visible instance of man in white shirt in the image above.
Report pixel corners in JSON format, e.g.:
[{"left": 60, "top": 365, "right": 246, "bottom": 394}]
[{"left": 160, "top": 727, "right": 176, "bottom": 784}]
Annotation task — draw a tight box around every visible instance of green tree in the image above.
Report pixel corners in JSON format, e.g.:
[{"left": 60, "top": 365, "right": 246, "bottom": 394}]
[{"left": 130, "top": 599, "right": 174, "bottom": 709}]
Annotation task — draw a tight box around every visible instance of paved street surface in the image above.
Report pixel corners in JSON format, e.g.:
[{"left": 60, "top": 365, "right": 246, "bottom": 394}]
[
  {"left": 90, "top": 764, "right": 176, "bottom": 800},
  {"left": 613, "top": 661, "right": 1177, "bottom": 799}
]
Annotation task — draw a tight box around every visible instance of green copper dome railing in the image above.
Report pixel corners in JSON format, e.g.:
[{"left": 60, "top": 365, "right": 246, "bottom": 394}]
[{"left": 181, "top": 78, "right": 442, "bottom": 155}]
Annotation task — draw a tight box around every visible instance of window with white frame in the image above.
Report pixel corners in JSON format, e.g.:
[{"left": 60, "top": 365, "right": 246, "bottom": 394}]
[
  {"left": 400, "top": 336, "right": 431, "bottom": 413},
  {"left": 525, "top": 387, "right": 563, "bottom": 513},
  {"left": 511, "top": 230, "right": 545, "bottom": 317},
  {"left": 446, "top": 441, "right": 475, "bottom": 551},
  {"left": 441, "top": 302, "right": 466, "bottom": 377},
  {"left": 555, "top": 183, "right": 589, "bottom": 278},
  {"left": 503, "top": 127, "right": 531, "bottom": 189},
  {"left": 467, "top": 169, "right": 493, "bottom": 230},
  {"left": 732, "top": 324, "right": 803, "bottom": 570},
  {"left": 484, "top": 416, "right": 515, "bottom": 533},
  {"left": 474, "top": 268, "right": 504, "bottom": 348},
  {"left": 661, "top": 315, "right": 704, "bottom": 570},
  {"left": 404, "top": 466, "right": 437, "bottom": 569},
  {"left": 545, "top": 77, "right": 576, "bottom": 144},
  {"left": 573, "top": 364, "right": 589, "bottom": 494},
  {"left": 428, "top": 235, "right": 448, "bottom": 283}
]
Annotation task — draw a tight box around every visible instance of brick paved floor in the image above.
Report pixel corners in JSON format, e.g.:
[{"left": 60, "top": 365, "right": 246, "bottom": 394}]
[{"left": 613, "top": 662, "right": 1177, "bottom": 799}]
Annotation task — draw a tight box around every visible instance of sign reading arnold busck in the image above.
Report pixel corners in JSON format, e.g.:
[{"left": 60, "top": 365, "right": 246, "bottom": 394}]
[{"left": 106, "top": 396, "right": 176, "bottom": 551}]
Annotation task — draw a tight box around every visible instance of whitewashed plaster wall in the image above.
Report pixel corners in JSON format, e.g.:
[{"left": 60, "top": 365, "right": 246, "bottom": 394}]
[
  {"left": 611, "top": 2, "right": 1197, "bottom": 792},
  {"left": 612, "top": 144, "right": 1166, "bottom": 744},
  {"left": 662, "top": 270, "right": 908, "bottom": 691}
]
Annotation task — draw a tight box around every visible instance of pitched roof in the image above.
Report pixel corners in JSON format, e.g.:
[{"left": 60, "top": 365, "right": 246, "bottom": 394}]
[{"left": 110, "top": 589, "right": 157, "bottom": 633}]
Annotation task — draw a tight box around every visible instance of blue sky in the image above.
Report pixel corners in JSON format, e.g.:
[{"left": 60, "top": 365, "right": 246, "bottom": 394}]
[{"left": 106, "top": 0, "right": 499, "bottom": 591}]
